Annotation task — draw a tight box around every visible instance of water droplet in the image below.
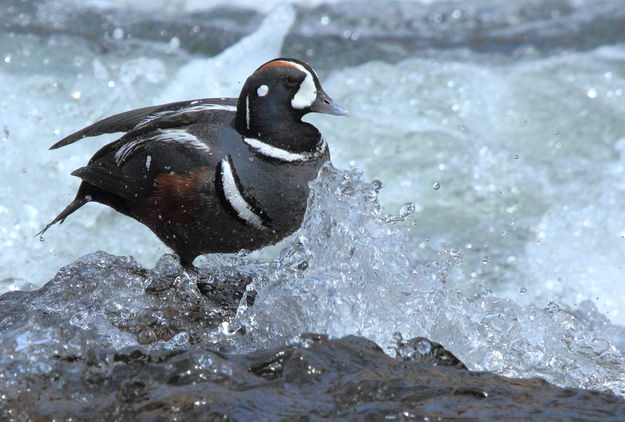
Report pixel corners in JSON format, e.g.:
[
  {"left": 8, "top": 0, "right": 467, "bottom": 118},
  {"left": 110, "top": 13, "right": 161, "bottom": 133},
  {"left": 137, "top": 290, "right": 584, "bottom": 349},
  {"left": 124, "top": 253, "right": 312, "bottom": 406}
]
[
  {"left": 320, "top": 16, "right": 330, "bottom": 25},
  {"left": 513, "top": 154, "right": 519, "bottom": 159},
  {"left": 482, "top": 256, "right": 489, "bottom": 264},
  {"left": 520, "top": 287, "right": 527, "bottom": 294},
  {"left": 112, "top": 27, "right": 124, "bottom": 40},
  {"left": 586, "top": 88, "right": 597, "bottom": 98},
  {"left": 432, "top": 182, "right": 440, "bottom": 190},
  {"left": 399, "top": 202, "right": 416, "bottom": 219}
]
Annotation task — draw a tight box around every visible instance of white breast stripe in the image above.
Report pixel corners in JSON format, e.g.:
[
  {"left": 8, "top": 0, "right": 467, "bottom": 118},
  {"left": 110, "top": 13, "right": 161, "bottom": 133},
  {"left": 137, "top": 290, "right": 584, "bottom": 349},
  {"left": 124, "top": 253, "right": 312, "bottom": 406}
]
[
  {"left": 243, "top": 137, "right": 326, "bottom": 162},
  {"left": 115, "top": 129, "right": 209, "bottom": 165},
  {"left": 289, "top": 62, "right": 317, "bottom": 109},
  {"left": 220, "top": 159, "right": 264, "bottom": 229}
]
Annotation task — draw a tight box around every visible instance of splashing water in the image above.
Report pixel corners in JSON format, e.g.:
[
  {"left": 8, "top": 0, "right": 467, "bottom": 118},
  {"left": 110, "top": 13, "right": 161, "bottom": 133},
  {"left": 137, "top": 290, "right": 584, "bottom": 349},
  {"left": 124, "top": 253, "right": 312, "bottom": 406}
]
[{"left": 221, "top": 165, "right": 625, "bottom": 393}]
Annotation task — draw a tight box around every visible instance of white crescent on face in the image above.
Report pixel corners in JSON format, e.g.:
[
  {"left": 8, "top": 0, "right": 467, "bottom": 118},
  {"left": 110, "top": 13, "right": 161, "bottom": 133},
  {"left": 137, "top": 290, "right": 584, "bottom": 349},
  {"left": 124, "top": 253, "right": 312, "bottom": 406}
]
[{"left": 288, "top": 62, "right": 317, "bottom": 109}]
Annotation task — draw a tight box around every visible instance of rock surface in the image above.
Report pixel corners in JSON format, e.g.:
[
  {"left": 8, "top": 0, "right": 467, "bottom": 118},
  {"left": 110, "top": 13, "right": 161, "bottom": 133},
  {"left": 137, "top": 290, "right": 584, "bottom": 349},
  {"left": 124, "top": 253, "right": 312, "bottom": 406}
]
[{"left": 1, "top": 251, "right": 624, "bottom": 421}]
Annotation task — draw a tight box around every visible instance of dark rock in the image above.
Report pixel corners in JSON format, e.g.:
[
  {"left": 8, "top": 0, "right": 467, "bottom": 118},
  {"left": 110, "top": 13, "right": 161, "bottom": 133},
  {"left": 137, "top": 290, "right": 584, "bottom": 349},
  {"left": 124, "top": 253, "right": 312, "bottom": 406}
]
[
  {"left": 1, "top": 252, "right": 624, "bottom": 421},
  {"left": 393, "top": 332, "right": 468, "bottom": 369}
]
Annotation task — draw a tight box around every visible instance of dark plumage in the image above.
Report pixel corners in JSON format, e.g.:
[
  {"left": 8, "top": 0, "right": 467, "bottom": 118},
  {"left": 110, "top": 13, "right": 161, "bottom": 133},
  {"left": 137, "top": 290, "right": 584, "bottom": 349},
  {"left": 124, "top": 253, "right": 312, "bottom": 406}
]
[{"left": 39, "top": 58, "right": 348, "bottom": 267}]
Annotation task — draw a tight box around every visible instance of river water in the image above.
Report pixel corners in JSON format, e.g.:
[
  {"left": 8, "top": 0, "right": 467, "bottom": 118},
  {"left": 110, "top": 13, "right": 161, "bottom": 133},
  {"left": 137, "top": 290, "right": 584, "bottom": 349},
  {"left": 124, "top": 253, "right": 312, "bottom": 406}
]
[{"left": 1, "top": 0, "right": 625, "bottom": 399}]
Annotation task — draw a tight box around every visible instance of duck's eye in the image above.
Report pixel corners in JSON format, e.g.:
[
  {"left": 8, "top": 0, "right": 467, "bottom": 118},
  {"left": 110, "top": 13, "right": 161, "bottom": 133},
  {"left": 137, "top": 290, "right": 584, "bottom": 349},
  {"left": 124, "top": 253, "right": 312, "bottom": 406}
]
[{"left": 285, "top": 76, "right": 299, "bottom": 87}]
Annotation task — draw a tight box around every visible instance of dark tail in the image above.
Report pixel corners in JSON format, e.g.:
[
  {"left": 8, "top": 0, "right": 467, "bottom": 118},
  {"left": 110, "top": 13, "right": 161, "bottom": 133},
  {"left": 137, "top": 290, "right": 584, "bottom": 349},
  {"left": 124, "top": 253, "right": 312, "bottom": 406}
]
[{"left": 36, "top": 196, "right": 91, "bottom": 237}]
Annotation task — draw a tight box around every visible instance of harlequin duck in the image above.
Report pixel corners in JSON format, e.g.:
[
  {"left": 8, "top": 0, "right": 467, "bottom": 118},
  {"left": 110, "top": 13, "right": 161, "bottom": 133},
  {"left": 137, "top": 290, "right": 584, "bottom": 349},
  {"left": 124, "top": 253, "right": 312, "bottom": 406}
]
[{"left": 39, "top": 58, "right": 348, "bottom": 267}]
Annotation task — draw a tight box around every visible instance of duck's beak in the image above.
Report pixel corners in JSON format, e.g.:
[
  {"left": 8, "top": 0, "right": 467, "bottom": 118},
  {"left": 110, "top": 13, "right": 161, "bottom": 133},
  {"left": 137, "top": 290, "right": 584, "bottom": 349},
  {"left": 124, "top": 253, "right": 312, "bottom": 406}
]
[{"left": 310, "top": 90, "right": 350, "bottom": 116}]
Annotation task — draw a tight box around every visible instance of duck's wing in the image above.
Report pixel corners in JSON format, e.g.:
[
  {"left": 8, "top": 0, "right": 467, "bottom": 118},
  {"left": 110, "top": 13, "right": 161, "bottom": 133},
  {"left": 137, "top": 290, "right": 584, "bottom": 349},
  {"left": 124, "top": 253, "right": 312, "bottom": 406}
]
[{"left": 49, "top": 98, "right": 237, "bottom": 150}]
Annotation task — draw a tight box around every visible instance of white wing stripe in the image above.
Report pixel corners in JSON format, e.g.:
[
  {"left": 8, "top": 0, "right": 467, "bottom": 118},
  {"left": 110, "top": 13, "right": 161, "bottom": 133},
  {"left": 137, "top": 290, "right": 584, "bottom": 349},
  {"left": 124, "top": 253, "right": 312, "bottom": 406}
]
[
  {"left": 114, "top": 129, "right": 209, "bottom": 165},
  {"left": 135, "top": 103, "right": 236, "bottom": 129}
]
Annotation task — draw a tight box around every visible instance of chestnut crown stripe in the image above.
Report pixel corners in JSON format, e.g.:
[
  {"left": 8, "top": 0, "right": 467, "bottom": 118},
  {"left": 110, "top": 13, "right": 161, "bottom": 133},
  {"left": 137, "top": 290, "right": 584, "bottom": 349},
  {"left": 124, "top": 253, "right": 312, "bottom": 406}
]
[{"left": 257, "top": 60, "right": 303, "bottom": 71}]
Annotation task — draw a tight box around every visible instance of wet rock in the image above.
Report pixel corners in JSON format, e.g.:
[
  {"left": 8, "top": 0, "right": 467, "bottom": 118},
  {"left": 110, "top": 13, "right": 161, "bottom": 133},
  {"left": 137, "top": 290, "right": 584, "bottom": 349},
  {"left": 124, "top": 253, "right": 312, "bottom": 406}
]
[
  {"left": 393, "top": 332, "right": 468, "bottom": 369},
  {"left": 0, "top": 251, "right": 251, "bottom": 349},
  {"left": 1, "top": 252, "right": 624, "bottom": 421}
]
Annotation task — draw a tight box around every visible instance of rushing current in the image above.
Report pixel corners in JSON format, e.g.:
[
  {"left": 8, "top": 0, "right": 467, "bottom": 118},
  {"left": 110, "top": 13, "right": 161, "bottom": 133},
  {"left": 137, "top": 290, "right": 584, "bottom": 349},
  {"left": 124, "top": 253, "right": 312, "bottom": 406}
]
[{"left": 1, "top": 0, "right": 625, "bottom": 409}]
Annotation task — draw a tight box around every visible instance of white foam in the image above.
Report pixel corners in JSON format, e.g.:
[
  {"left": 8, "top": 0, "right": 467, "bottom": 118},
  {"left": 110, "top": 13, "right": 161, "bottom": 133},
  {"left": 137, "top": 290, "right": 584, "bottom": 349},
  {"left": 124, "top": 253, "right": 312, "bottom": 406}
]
[{"left": 156, "top": 4, "right": 296, "bottom": 102}]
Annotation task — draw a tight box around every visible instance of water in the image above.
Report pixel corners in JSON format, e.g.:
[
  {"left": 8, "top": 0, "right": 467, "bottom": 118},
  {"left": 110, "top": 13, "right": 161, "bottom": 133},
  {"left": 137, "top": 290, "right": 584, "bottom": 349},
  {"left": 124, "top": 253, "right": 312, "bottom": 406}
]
[{"left": 1, "top": 0, "right": 625, "bottom": 403}]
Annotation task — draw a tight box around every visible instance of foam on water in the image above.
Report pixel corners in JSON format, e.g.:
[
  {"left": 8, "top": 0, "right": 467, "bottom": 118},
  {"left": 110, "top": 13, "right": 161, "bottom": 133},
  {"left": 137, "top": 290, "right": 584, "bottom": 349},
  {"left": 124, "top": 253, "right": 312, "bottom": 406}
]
[
  {"left": 157, "top": 4, "right": 295, "bottom": 102},
  {"left": 74, "top": 0, "right": 440, "bottom": 13},
  {"left": 220, "top": 165, "right": 625, "bottom": 393},
  {"left": 310, "top": 48, "right": 625, "bottom": 325},
  {"left": 1, "top": 165, "right": 624, "bottom": 397}
]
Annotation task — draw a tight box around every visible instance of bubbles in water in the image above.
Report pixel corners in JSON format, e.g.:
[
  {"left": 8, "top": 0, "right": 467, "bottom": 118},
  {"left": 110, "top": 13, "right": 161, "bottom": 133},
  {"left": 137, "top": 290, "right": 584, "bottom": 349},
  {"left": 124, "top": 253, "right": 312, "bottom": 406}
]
[
  {"left": 399, "top": 202, "right": 416, "bottom": 218},
  {"left": 112, "top": 27, "right": 125, "bottom": 40}
]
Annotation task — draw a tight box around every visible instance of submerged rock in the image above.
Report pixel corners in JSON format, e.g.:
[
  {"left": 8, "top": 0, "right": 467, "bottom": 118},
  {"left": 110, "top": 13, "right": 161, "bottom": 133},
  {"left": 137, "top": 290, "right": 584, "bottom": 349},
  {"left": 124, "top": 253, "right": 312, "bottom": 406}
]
[{"left": 1, "top": 251, "right": 624, "bottom": 421}]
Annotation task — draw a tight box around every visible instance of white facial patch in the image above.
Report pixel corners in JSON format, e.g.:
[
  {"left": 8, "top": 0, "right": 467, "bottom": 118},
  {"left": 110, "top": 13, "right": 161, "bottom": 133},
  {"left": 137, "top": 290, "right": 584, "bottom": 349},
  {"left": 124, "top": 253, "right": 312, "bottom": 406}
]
[
  {"left": 288, "top": 62, "right": 317, "bottom": 109},
  {"left": 220, "top": 158, "right": 264, "bottom": 229},
  {"left": 115, "top": 129, "right": 209, "bottom": 165},
  {"left": 243, "top": 137, "right": 326, "bottom": 162},
  {"left": 257, "top": 85, "right": 269, "bottom": 97}
]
